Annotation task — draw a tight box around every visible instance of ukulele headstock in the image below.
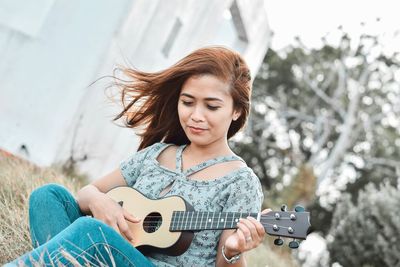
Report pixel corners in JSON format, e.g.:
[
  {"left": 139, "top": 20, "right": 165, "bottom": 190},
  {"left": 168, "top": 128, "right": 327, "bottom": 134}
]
[{"left": 261, "top": 205, "right": 311, "bottom": 249}]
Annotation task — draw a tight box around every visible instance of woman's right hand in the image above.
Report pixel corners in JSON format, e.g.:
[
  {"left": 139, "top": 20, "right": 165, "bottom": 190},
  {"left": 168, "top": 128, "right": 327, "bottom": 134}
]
[
  {"left": 88, "top": 192, "right": 141, "bottom": 241},
  {"left": 76, "top": 169, "right": 141, "bottom": 242}
]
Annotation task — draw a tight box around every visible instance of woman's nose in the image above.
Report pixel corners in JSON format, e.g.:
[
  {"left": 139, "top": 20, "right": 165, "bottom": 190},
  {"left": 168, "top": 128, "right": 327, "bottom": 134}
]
[{"left": 190, "top": 106, "right": 204, "bottom": 122}]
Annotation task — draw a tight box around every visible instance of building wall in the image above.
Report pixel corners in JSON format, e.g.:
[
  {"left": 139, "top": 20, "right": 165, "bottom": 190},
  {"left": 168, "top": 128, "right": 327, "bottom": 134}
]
[
  {"left": 0, "top": 0, "right": 133, "bottom": 165},
  {"left": 0, "top": 0, "right": 270, "bottom": 179}
]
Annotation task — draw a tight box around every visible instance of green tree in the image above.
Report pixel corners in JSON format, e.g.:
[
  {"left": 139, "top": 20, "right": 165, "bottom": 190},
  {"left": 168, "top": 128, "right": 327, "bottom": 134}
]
[
  {"left": 328, "top": 182, "right": 400, "bottom": 267},
  {"left": 232, "top": 25, "right": 400, "bottom": 232}
]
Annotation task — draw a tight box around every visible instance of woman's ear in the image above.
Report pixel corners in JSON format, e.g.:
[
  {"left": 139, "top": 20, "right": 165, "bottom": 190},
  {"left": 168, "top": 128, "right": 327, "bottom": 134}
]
[{"left": 232, "top": 110, "right": 241, "bottom": 121}]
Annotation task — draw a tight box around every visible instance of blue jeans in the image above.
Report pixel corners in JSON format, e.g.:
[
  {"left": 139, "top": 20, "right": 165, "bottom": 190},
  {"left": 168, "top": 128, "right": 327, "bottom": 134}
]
[{"left": 6, "top": 183, "right": 155, "bottom": 267}]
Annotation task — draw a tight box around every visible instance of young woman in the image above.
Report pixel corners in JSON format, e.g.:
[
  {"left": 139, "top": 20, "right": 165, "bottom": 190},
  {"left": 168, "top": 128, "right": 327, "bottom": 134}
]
[{"left": 7, "top": 46, "right": 268, "bottom": 266}]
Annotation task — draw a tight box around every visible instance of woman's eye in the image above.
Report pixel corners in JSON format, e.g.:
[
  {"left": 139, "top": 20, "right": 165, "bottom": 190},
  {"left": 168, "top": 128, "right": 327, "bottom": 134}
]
[
  {"left": 207, "top": 105, "right": 220, "bottom": 111},
  {"left": 181, "top": 100, "right": 193, "bottom": 106}
]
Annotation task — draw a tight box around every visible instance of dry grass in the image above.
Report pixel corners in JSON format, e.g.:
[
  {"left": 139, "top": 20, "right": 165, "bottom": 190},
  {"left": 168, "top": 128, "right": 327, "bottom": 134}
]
[
  {"left": 0, "top": 151, "right": 299, "bottom": 266},
  {"left": 0, "top": 152, "right": 85, "bottom": 265}
]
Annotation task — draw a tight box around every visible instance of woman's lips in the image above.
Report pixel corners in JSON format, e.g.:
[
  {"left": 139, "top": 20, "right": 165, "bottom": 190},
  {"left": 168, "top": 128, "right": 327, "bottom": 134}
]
[{"left": 188, "top": 126, "right": 206, "bottom": 134}]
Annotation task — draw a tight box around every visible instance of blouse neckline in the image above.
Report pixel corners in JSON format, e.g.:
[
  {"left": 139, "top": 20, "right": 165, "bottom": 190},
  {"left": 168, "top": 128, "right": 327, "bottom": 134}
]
[{"left": 151, "top": 143, "right": 249, "bottom": 184}]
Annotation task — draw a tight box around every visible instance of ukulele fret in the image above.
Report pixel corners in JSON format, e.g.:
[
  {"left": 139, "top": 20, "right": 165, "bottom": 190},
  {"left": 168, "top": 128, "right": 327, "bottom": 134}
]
[
  {"left": 195, "top": 212, "right": 199, "bottom": 230},
  {"left": 190, "top": 212, "right": 194, "bottom": 230},
  {"left": 178, "top": 211, "right": 183, "bottom": 231},
  {"left": 231, "top": 212, "right": 238, "bottom": 228},
  {"left": 200, "top": 211, "right": 204, "bottom": 231},
  {"left": 184, "top": 212, "right": 188, "bottom": 230},
  {"left": 217, "top": 212, "right": 221, "bottom": 229},
  {"left": 171, "top": 211, "right": 175, "bottom": 230},
  {"left": 224, "top": 212, "right": 229, "bottom": 229}
]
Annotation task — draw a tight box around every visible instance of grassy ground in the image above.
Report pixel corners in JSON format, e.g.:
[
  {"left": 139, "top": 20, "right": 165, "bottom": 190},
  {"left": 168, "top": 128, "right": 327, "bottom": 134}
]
[
  {"left": 0, "top": 151, "right": 85, "bottom": 264},
  {"left": 0, "top": 151, "right": 298, "bottom": 266}
]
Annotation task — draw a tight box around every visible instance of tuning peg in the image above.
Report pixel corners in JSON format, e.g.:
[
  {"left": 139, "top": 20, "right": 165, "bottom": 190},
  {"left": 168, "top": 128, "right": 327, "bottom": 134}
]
[
  {"left": 294, "top": 205, "right": 305, "bottom": 212},
  {"left": 289, "top": 239, "right": 299, "bottom": 249},
  {"left": 280, "top": 204, "right": 287, "bottom": 212},
  {"left": 274, "top": 237, "right": 284, "bottom": 246}
]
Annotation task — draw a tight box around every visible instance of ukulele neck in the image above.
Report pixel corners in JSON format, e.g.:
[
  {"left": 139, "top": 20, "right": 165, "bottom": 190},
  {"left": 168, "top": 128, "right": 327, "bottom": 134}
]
[{"left": 170, "top": 211, "right": 259, "bottom": 231}]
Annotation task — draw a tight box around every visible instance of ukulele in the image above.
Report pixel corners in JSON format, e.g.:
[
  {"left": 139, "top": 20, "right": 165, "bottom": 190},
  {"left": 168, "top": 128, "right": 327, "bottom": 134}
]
[{"left": 106, "top": 186, "right": 311, "bottom": 256}]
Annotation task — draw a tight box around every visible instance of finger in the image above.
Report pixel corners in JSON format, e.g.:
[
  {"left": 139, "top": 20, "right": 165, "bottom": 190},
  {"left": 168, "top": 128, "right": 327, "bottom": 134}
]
[
  {"left": 240, "top": 218, "right": 260, "bottom": 246},
  {"left": 240, "top": 218, "right": 258, "bottom": 238},
  {"left": 247, "top": 217, "right": 266, "bottom": 238},
  {"left": 110, "top": 222, "right": 121, "bottom": 235},
  {"left": 237, "top": 220, "right": 252, "bottom": 243},
  {"left": 123, "top": 209, "right": 141, "bottom": 223},
  {"left": 261, "top": 208, "right": 272, "bottom": 214},
  {"left": 236, "top": 223, "right": 255, "bottom": 251},
  {"left": 118, "top": 217, "right": 134, "bottom": 241},
  {"left": 235, "top": 226, "right": 247, "bottom": 246}
]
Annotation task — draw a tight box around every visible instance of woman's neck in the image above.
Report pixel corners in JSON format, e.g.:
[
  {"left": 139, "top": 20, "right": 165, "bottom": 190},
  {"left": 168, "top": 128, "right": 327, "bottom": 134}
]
[{"left": 184, "top": 140, "right": 234, "bottom": 161}]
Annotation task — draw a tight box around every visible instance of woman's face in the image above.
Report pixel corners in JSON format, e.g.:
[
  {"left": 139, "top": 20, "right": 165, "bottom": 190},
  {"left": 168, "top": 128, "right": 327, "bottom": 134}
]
[{"left": 178, "top": 74, "right": 240, "bottom": 147}]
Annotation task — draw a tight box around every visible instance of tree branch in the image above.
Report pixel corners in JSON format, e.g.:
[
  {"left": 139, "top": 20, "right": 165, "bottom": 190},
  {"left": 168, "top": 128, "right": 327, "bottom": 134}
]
[
  {"left": 316, "top": 63, "right": 371, "bottom": 184},
  {"left": 302, "top": 67, "right": 346, "bottom": 120}
]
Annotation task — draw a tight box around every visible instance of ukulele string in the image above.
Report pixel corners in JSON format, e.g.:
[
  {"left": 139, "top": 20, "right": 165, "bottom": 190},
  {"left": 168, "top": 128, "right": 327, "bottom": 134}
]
[
  {"left": 139, "top": 215, "right": 295, "bottom": 219},
  {"left": 140, "top": 223, "right": 294, "bottom": 231},
  {"left": 140, "top": 219, "right": 296, "bottom": 229},
  {"left": 139, "top": 217, "right": 296, "bottom": 223}
]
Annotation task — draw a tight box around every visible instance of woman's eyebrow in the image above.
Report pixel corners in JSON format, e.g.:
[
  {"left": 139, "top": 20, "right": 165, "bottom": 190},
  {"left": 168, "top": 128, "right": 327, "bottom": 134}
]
[
  {"left": 180, "top": 93, "right": 223, "bottom": 102},
  {"left": 204, "top": 97, "right": 223, "bottom": 102},
  {"left": 180, "top": 93, "right": 194, "bottom": 98}
]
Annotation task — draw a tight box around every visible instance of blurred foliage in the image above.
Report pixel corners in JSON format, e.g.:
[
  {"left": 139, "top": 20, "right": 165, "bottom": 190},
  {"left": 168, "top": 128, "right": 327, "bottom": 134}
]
[
  {"left": 232, "top": 25, "right": 400, "bottom": 265},
  {"left": 328, "top": 182, "right": 400, "bottom": 267}
]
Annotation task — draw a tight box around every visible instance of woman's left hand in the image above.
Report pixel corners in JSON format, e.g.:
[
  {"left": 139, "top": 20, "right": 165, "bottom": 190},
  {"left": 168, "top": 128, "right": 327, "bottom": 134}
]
[{"left": 223, "top": 209, "right": 271, "bottom": 256}]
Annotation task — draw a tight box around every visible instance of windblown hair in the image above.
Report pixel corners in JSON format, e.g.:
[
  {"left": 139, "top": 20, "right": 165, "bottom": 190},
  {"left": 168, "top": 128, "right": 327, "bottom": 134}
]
[{"left": 113, "top": 46, "right": 252, "bottom": 150}]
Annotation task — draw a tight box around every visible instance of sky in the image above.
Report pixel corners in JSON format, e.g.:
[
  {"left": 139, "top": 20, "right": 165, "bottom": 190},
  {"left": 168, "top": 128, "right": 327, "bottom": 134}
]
[{"left": 264, "top": 0, "right": 400, "bottom": 51}]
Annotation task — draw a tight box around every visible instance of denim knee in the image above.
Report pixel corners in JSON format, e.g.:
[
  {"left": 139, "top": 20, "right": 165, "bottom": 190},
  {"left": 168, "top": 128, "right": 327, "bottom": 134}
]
[
  {"left": 29, "top": 183, "right": 69, "bottom": 205},
  {"left": 71, "top": 217, "right": 114, "bottom": 243},
  {"left": 74, "top": 216, "right": 102, "bottom": 227},
  {"left": 73, "top": 216, "right": 108, "bottom": 234}
]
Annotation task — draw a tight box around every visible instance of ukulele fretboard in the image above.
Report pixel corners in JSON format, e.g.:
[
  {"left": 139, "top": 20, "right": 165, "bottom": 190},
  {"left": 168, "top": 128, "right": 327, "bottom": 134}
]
[{"left": 170, "top": 211, "right": 259, "bottom": 231}]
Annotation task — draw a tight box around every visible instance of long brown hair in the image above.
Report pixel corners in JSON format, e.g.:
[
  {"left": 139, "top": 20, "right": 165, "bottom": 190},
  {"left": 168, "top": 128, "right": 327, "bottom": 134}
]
[{"left": 113, "top": 46, "right": 252, "bottom": 150}]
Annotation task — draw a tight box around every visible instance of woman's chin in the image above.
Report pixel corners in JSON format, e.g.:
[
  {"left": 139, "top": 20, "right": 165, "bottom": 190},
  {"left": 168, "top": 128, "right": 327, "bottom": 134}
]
[{"left": 186, "top": 135, "right": 210, "bottom": 146}]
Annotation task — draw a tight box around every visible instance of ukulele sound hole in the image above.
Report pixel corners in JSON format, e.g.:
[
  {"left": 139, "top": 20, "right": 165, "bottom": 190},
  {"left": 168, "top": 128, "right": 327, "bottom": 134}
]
[{"left": 143, "top": 212, "right": 162, "bottom": 233}]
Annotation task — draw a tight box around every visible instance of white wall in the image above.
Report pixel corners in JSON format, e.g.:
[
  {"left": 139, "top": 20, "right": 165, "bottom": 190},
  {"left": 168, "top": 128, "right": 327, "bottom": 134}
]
[
  {"left": 0, "top": 0, "right": 270, "bottom": 179},
  {"left": 0, "top": 0, "right": 132, "bottom": 165}
]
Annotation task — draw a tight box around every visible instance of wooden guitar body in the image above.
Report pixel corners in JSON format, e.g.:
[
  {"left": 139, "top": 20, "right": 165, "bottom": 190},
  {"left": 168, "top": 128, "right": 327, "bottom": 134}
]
[{"left": 107, "top": 186, "right": 194, "bottom": 256}]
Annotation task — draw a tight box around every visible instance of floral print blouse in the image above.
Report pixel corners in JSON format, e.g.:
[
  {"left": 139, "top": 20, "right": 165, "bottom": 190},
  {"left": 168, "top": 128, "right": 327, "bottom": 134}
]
[{"left": 120, "top": 142, "right": 263, "bottom": 267}]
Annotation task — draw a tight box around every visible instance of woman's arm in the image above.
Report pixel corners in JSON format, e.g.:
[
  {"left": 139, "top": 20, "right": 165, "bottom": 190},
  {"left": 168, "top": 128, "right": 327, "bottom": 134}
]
[
  {"left": 76, "top": 169, "right": 126, "bottom": 213},
  {"left": 215, "top": 210, "right": 270, "bottom": 267},
  {"left": 76, "top": 168, "right": 140, "bottom": 241},
  {"left": 216, "top": 229, "right": 247, "bottom": 267}
]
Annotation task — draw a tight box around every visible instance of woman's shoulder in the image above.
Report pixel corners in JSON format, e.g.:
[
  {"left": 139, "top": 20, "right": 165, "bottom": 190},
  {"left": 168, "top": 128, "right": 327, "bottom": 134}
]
[
  {"left": 228, "top": 165, "right": 261, "bottom": 188},
  {"left": 137, "top": 142, "right": 180, "bottom": 162},
  {"left": 154, "top": 143, "right": 181, "bottom": 168},
  {"left": 138, "top": 142, "right": 175, "bottom": 154}
]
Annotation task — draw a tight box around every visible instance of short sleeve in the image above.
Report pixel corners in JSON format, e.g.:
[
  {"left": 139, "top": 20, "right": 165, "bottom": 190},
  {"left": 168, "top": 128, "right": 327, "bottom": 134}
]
[
  {"left": 119, "top": 144, "right": 156, "bottom": 187},
  {"left": 223, "top": 171, "right": 264, "bottom": 213}
]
